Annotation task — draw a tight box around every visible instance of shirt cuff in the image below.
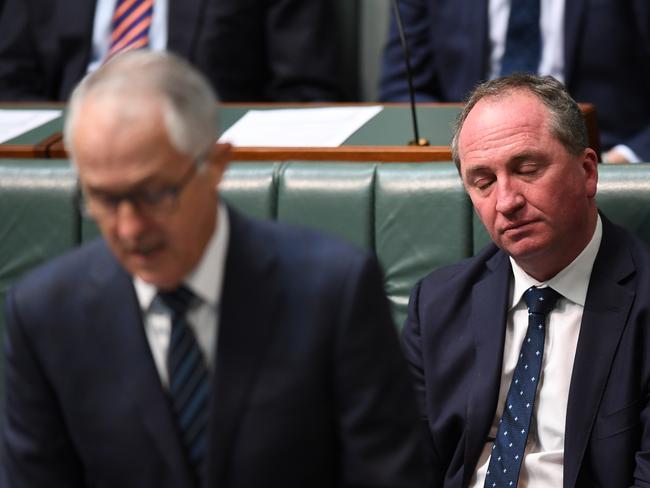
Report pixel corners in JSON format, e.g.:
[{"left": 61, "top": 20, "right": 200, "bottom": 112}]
[{"left": 604, "top": 144, "right": 642, "bottom": 164}]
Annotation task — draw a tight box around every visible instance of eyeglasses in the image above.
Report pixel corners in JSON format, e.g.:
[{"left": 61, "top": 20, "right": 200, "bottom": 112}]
[{"left": 82, "top": 155, "right": 205, "bottom": 219}]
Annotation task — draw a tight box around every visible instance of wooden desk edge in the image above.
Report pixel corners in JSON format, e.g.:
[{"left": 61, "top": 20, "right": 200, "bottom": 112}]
[
  {"left": 230, "top": 146, "right": 453, "bottom": 162},
  {"left": 47, "top": 141, "right": 453, "bottom": 162},
  {"left": 0, "top": 145, "right": 41, "bottom": 158},
  {"left": 1, "top": 129, "right": 62, "bottom": 159},
  {"left": 18, "top": 102, "right": 599, "bottom": 162}
]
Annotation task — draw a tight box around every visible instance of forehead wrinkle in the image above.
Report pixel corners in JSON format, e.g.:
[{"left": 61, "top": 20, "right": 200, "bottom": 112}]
[
  {"left": 459, "top": 97, "right": 550, "bottom": 169},
  {"left": 461, "top": 126, "right": 534, "bottom": 166}
]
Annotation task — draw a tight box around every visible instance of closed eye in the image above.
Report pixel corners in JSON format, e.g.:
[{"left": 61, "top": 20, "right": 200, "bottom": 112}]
[
  {"left": 517, "top": 163, "right": 540, "bottom": 175},
  {"left": 472, "top": 176, "right": 495, "bottom": 191},
  {"left": 139, "top": 187, "right": 173, "bottom": 205}
]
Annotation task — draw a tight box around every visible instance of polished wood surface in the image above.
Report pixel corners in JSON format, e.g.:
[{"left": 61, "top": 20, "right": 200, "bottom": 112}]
[{"left": 1, "top": 103, "right": 600, "bottom": 162}]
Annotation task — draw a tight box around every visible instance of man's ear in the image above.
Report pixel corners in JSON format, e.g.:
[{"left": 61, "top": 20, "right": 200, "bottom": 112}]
[{"left": 582, "top": 147, "right": 599, "bottom": 199}]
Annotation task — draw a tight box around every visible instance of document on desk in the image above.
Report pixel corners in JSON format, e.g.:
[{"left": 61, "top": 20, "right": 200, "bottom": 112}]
[
  {"left": 219, "top": 106, "right": 383, "bottom": 147},
  {"left": 0, "top": 109, "right": 62, "bottom": 144}
]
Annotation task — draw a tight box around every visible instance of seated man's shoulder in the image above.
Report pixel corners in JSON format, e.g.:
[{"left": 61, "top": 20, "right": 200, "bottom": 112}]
[
  {"left": 417, "top": 242, "right": 503, "bottom": 293},
  {"left": 601, "top": 216, "right": 650, "bottom": 272}
]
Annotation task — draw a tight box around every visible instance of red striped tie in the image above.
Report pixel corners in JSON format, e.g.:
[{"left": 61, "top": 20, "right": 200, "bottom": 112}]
[{"left": 108, "top": 0, "right": 154, "bottom": 58}]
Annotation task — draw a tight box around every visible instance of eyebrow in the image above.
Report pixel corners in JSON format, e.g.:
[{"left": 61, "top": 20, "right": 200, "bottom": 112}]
[
  {"left": 508, "top": 152, "right": 543, "bottom": 164},
  {"left": 83, "top": 173, "right": 162, "bottom": 196},
  {"left": 463, "top": 164, "right": 492, "bottom": 180},
  {"left": 465, "top": 151, "right": 545, "bottom": 172}
]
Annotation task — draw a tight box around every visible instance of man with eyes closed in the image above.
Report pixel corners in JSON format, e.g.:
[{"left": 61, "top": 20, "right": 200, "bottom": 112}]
[{"left": 402, "top": 73, "right": 650, "bottom": 488}]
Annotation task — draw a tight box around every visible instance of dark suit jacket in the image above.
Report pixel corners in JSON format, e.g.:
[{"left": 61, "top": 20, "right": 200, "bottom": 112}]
[
  {"left": 402, "top": 215, "right": 650, "bottom": 487},
  {"left": 2, "top": 209, "right": 426, "bottom": 487},
  {"left": 0, "top": 0, "right": 342, "bottom": 102},
  {"left": 380, "top": 0, "right": 650, "bottom": 160}
]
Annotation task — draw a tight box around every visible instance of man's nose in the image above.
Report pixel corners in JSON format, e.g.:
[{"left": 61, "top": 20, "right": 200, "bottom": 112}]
[
  {"left": 114, "top": 199, "right": 149, "bottom": 240},
  {"left": 494, "top": 179, "right": 525, "bottom": 215}
]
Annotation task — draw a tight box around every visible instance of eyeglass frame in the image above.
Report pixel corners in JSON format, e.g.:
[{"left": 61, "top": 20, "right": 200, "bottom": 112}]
[{"left": 80, "top": 151, "right": 208, "bottom": 219}]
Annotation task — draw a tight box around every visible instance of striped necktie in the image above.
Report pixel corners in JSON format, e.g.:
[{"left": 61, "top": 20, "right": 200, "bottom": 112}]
[
  {"left": 108, "top": 0, "right": 154, "bottom": 58},
  {"left": 500, "top": 0, "right": 542, "bottom": 76},
  {"left": 158, "top": 285, "right": 209, "bottom": 484}
]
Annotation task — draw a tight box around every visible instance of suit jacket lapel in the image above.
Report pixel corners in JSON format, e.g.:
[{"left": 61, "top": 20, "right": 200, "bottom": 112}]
[
  {"left": 167, "top": 0, "right": 206, "bottom": 61},
  {"left": 204, "top": 209, "right": 279, "bottom": 487},
  {"left": 563, "top": 0, "right": 588, "bottom": 86},
  {"left": 85, "top": 243, "right": 194, "bottom": 485},
  {"left": 463, "top": 250, "right": 512, "bottom": 486},
  {"left": 563, "top": 218, "right": 635, "bottom": 487}
]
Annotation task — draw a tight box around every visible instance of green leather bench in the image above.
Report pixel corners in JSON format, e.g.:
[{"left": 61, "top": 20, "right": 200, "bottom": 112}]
[
  {"left": 5, "top": 161, "right": 650, "bottom": 328},
  {"left": 3, "top": 160, "right": 650, "bottom": 402},
  {"left": 219, "top": 162, "right": 473, "bottom": 326},
  {"left": 0, "top": 159, "right": 80, "bottom": 315}
]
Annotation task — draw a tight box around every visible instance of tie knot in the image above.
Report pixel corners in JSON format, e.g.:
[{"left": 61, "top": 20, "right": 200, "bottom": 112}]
[
  {"left": 523, "top": 286, "right": 559, "bottom": 315},
  {"left": 158, "top": 285, "right": 196, "bottom": 316}
]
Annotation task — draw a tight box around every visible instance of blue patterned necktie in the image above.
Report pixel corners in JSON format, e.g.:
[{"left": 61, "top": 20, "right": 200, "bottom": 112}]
[
  {"left": 500, "top": 0, "right": 542, "bottom": 76},
  {"left": 158, "top": 286, "right": 209, "bottom": 485},
  {"left": 484, "top": 286, "right": 560, "bottom": 488}
]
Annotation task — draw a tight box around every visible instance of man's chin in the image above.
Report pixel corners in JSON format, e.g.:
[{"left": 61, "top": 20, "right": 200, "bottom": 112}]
[
  {"left": 494, "top": 226, "right": 540, "bottom": 251},
  {"left": 121, "top": 252, "right": 174, "bottom": 287},
  {"left": 500, "top": 238, "right": 547, "bottom": 262},
  {"left": 124, "top": 249, "right": 162, "bottom": 269},
  {"left": 132, "top": 268, "right": 181, "bottom": 290}
]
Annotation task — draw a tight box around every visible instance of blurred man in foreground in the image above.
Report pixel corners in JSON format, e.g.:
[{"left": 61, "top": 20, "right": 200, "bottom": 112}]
[{"left": 2, "top": 50, "right": 425, "bottom": 488}]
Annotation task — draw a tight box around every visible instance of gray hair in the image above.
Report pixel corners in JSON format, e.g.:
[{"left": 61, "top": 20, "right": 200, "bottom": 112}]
[
  {"left": 450, "top": 74, "right": 588, "bottom": 169},
  {"left": 64, "top": 50, "right": 219, "bottom": 160}
]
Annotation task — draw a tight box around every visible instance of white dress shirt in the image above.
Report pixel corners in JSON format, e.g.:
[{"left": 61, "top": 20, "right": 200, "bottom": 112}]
[
  {"left": 87, "top": 0, "right": 168, "bottom": 73},
  {"left": 470, "top": 215, "right": 602, "bottom": 488},
  {"left": 133, "top": 203, "right": 229, "bottom": 388}
]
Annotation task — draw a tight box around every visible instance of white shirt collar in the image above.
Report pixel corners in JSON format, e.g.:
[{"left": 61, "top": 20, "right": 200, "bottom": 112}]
[
  {"left": 509, "top": 214, "right": 602, "bottom": 309},
  {"left": 133, "top": 203, "right": 230, "bottom": 310}
]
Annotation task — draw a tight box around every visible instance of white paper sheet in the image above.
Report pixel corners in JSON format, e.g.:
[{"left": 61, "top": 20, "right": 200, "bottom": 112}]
[
  {"left": 219, "top": 106, "right": 383, "bottom": 147},
  {"left": 0, "top": 110, "right": 62, "bottom": 144}
]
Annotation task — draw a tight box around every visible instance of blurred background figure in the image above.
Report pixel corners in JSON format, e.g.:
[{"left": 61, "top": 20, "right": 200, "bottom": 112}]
[
  {"left": 380, "top": 0, "right": 650, "bottom": 163},
  {"left": 0, "top": 0, "right": 343, "bottom": 102}
]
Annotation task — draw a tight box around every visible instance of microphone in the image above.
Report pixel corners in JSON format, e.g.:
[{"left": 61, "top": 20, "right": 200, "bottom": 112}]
[{"left": 391, "top": 0, "right": 429, "bottom": 146}]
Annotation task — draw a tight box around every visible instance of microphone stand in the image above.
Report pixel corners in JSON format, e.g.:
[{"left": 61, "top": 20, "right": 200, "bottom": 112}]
[{"left": 391, "top": 0, "right": 430, "bottom": 146}]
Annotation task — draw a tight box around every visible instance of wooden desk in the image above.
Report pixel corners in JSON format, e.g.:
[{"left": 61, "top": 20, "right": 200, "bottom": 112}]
[
  {"left": 1, "top": 103, "right": 600, "bottom": 161},
  {"left": 0, "top": 104, "right": 65, "bottom": 158}
]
